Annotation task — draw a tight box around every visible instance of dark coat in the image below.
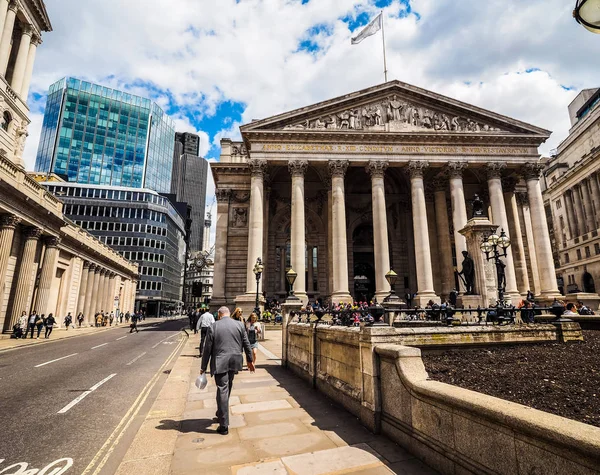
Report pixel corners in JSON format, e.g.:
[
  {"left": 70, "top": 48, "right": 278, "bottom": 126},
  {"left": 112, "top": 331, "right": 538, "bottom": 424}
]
[{"left": 201, "top": 316, "right": 253, "bottom": 376}]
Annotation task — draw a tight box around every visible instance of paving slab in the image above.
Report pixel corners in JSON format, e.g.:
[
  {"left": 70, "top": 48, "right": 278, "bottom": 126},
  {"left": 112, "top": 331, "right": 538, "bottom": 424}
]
[
  {"left": 232, "top": 399, "right": 293, "bottom": 414},
  {"left": 280, "top": 445, "right": 385, "bottom": 475}
]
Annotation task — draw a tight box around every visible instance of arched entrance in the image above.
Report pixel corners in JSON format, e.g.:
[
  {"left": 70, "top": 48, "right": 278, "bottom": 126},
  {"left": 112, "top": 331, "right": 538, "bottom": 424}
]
[
  {"left": 583, "top": 272, "right": 596, "bottom": 293},
  {"left": 352, "top": 224, "right": 375, "bottom": 302}
]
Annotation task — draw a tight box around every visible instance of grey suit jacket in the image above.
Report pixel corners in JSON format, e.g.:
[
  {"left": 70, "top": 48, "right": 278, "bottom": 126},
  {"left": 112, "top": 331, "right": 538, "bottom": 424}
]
[{"left": 201, "top": 316, "right": 253, "bottom": 375}]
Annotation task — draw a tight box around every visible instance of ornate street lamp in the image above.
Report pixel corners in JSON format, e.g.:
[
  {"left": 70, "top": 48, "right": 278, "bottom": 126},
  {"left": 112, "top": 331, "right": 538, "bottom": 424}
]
[
  {"left": 384, "top": 269, "right": 400, "bottom": 302},
  {"left": 286, "top": 268, "right": 299, "bottom": 301},
  {"left": 574, "top": 0, "right": 600, "bottom": 33},
  {"left": 253, "top": 257, "right": 264, "bottom": 317},
  {"left": 481, "top": 229, "right": 511, "bottom": 305}
]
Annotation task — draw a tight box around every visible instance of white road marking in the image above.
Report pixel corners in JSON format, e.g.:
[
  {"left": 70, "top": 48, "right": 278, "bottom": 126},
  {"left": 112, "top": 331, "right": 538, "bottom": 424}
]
[
  {"left": 57, "top": 373, "right": 117, "bottom": 414},
  {"left": 126, "top": 352, "right": 146, "bottom": 366},
  {"left": 151, "top": 332, "right": 181, "bottom": 349},
  {"left": 116, "top": 336, "right": 128, "bottom": 341},
  {"left": 35, "top": 353, "right": 78, "bottom": 368},
  {"left": 91, "top": 343, "right": 108, "bottom": 349}
]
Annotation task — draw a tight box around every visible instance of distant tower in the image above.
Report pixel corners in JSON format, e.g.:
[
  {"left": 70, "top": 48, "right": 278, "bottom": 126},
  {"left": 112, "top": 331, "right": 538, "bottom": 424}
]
[{"left": 202, "top": 211, "right": 212, "bottom": 252}]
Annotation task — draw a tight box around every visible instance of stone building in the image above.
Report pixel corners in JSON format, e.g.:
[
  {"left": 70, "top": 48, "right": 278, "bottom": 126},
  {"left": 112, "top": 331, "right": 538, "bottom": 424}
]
[
  {"left": 543, "top": 87, "right": 600, "bottom": 300},
  {"left": 0, "top": 1, "right": 139, "bottom": 332},
  {"left": 210, "top": 81, "right": 561, "bottom": 313}
]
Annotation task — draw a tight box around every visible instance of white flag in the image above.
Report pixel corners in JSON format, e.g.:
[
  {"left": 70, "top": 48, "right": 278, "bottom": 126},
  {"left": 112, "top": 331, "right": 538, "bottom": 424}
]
[{"left": 351, "top": 13, "right": 382, "bottom": 45}]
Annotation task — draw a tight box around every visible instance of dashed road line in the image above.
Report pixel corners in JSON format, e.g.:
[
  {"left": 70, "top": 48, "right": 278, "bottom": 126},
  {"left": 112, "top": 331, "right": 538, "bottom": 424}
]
[
  {"left": 91, "top": 343, "right": 108, "bottom": 349},
  {"left": 34, "top": 353, "right": 78, "bottom": 368},
  {"left": 57, "top": 373, "right": 117, "bottom": 414},
  {"left": 126, "top": 352, "right": 146, "bottom": 366},
  {"left": 116, "top": 336, "right": 128, "bottom": 341}
]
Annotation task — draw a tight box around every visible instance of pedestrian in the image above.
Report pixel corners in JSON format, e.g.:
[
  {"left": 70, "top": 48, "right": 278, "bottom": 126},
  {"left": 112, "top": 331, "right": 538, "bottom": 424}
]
[
  {"left": 245, "top": 313, "right": 262, "bottom": 365},
  {"left": 192, "top": 308, "right": 200, "bottom": 334},
  {"left": 109, "top": 312, "right": 114, "bottom": 326},
  {"left": 64, "top": 313, "right": 74, "bottom": 330},
  {"left": 95, "top": 313, "right": 102, "bottom": 327},
  {"left": 130, "top": 312, "right": 139, "bottom": 333},
  {"left": 35, "top": 313, "right": 44, "bottom": 339},
  {"left": 119, "top": 313, "right": 123, "bottom": 324},
  {"left": 231, "top": 307, "right": 243, "bottom": 322},
  {"left": 200, "top": 306, "right": 254, "bottom": 435},
  {"left": 563, "top": 302, "right": 579, "bottom": 316},
  {"left": 125, "top": 311, "right": 130, "bottom": 323},
  {"left": 18, "top": 311, "right": 27, "bottom": 338},
  {"left": 77, "top": 312, "right": 84, "bottom": 327},
  {"left": 28, "top": 311, "right": 37, "bottom": 339},
  {"left": 196, "top": 306, "right": 215, "bottom": 357},
  {"left": 44, "top": 313, "right": 56, "bottom": 338}
]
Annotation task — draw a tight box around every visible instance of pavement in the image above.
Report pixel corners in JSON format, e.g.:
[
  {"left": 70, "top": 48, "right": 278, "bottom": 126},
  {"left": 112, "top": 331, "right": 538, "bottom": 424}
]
[
  {"left": 117, "top": 328, "right": 438, "bottom": 475},
  {"left": 0, "top": 317, "right": 189, "bottom": 475}
]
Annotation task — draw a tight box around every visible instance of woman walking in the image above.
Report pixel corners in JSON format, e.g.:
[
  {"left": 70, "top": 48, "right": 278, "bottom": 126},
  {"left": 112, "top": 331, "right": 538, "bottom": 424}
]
[
  {"left": 231, "top": 307, "right": 243, "bottom": 322},
  {"left": 245, "top": 313, "right": 262, "bottom": 365},
  {"left": 35, "top": 314, "right": 44, "bottom": 339},
  {"left": 44, "top": 313, "right": 56, "bottom": 339}
]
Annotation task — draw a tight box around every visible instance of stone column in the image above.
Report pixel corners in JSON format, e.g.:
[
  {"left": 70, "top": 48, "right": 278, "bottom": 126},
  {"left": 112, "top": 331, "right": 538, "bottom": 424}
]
[
  {"left": 564, "top": 190, "right": 577, "bottom": 239},
  {"left": 0, "top": 1, "right": 17, "bottom": 75},
  {"left": 519, "top": 194, "right": 541, "bottom": 295},
  {"left": 106, "top": 272, "right": 116, "bottom": 312},
  {"left": 486, "top": 163, "right": 519, "bottom": 302},
  {"left": 289, "top": 160, "right": 308, "bottom": 303},
  {"left": 19, "top": 34, "right": 39, "bottom": 99},
  {"left": 0, "top": 215, "right": 19, "bottom": 331},
  {"left": 433, "top": 182, "right": 455, "bottom": 300},
  {"left": 245, "top": 160, "right": 267, "bottom": 295},
  {"left": 131, "top": 280, "right": 138, "bottom": 311},
  {"left": 211, "top": 189, "right": 231, "bottom": 307},
  {"left": 503, "top": 179, "right": 530, "bottom": 294},
  {"left": 98, "top": 269, "right": 108, "bottom": 314},
  {"left": 0, "top": 0, "right": 9, "bottom": 44},
  {"left": 367, "top": 160, "right": 391, "bottom": 302},
  {"left": 279, "top": 247, "right": 286, "bottom": 294},
  {"left": 10, "top": 24, "right": 33, "bottom": 93},
  {"left": 572, "top": 186, "right": 586, "bottom": 236},
  {"left": 76, "top": 261, "right": 90, "bottom": 317},
  {"left": 35, "top": 236, "right": 60, "bottom": 316},
  {"left": 589, "top": 173, "right": 600, "bottom": 229},
  {"left": 581, "top": 179, "right": 595, "bottom": 234},
  {"left": 326, "top": 176, "right": 333, "bottom": 297},
  {"left": 447, "top": 162, "right": 469, "bottom": 292},
  {"left": 522, "top": 163, "right": 562, "bottom": 301},
  {"left": 307, "top": 246, "right": 314, "bottom": 294},
  {"left": 83, "top": 264, "right": 97, "bottom": 323},
  {"left": 8, "top": 226, "right": 41, "bottom": 329},
  {"left": 88, "top": 266, "right": 102, "bottom": 318},
  {"left": 409, "top": 161, "right": 438, "bottom": 305},
  {"left": 329, "top": 160, "right": 352, "bottom": 303}
]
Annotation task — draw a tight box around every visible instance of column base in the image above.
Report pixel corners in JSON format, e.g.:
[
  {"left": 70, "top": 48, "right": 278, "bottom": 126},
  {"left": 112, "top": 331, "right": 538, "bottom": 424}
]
[
  {"left": 538, "top": 291, "right": 571, "bottom": 306},
  {"left": 234, "top": 293, "right": 266, "bottom": 317},
  {"left": 330, "top": 291, "right": 353, "bottom": 305},
  {"left": 503, "top": 291, "right": 522, "bottom": 305},
  {"left": 414, "top": 292, "right": 440, "bottom": 307}
]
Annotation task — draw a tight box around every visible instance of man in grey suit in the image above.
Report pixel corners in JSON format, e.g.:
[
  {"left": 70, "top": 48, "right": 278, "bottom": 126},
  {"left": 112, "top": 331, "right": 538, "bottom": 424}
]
[{"left": 200, "top": 306, "right": 254, "bottom": 435}]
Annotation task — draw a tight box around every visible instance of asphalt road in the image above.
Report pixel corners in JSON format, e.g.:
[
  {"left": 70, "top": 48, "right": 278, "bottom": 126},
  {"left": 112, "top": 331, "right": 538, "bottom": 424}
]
[{"left": 0, "top": 318, "right": 190, "bottom": 475}]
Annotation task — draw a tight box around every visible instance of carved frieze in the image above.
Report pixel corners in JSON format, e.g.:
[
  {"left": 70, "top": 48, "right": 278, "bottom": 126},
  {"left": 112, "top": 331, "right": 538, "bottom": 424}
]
[
  {"left": 231, "top": 143, "right": 248, "bottom": 157},
  {"left": 282, "top": 94, "right": 504, "bottom": 134}
]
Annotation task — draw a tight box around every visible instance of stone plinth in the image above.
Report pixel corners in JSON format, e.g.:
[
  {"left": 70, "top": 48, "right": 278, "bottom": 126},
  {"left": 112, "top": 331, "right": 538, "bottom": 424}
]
[
  {"left": 459, "top": 217, "right": 498, "bottom": 307},
  {"left": 234, "top": 293, "right": 265, "bottom": 318}
]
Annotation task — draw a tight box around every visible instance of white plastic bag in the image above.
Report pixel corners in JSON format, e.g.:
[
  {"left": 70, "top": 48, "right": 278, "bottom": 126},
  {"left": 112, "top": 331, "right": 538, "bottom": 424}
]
[{"left": 195, "top": 373, "right": 208, "bottom": 390}]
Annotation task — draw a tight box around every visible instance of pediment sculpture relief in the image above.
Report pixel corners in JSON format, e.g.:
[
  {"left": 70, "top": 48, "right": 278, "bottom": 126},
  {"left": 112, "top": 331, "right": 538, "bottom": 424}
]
[{"left": 283, "top": 95, "right": 503, "bottom": 133}]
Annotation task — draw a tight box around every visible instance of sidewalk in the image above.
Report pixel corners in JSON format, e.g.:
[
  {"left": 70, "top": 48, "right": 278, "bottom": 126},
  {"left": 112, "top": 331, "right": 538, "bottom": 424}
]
[
  {"left": 0, "top": 317, "right": 182, "bottom": 353},
  {"left": 117, "top": 329, "right": 437, "bottom": 474}
]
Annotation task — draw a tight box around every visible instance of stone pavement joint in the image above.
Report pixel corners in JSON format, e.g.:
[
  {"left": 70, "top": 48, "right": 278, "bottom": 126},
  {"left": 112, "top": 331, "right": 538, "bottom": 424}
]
[{"left": 116, "top": 329, "right": 438, "bottom": 474}]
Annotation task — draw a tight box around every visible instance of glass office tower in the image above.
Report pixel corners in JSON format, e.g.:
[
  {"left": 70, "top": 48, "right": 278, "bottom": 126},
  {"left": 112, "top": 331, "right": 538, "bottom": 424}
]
[{"left": 35, "top": 77, "right": 176, "bottom": 193}]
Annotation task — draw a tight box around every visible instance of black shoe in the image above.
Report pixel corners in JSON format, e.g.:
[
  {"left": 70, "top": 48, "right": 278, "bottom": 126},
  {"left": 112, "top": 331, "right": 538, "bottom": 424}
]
[{"left": 216, "top": 426, "right": 228, "bottom": 435}]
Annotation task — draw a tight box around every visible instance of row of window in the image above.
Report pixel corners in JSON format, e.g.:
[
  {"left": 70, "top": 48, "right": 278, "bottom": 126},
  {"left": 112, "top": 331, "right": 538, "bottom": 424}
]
[
  {"left": 140, "top": 266, "right": 165, "bottom": 277},
  {"left": 564, "top": 243, "right": 600, "bottom": 264},
  {"left": 66, "top": 204, "right": 166, "bottom": 223},
  {"left": 100, "top": 235, "right": 166, "bottom": 250},
  {"left": 47, "top": 185, "right": 169, "bottom": 207},
  {"left": 73, "top": 220, "right": 167, "bottom": 236},
  {"left": 119, "top": 251, "right": 165, "bottom": 263},
  {"left": 138, "top": 281, "right": 163, "bottom": 291}
]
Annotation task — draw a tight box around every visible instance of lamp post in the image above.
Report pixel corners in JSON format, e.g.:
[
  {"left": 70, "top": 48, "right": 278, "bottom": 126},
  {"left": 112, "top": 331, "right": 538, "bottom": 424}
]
[
  {"left": 480, "top": 229, "right": 511, "bottom": 305},
  {"left": 384, "top": 269, "right": 400, "bottom": 302},
  {"left": 253, "top": 257, "right": 264, "bottom": 317},
  {"left": 286, "top": 268, "right": 299, "bottom": 301},
  {"left": 574, "top": 0, "right": 600, "bottom": 33}
]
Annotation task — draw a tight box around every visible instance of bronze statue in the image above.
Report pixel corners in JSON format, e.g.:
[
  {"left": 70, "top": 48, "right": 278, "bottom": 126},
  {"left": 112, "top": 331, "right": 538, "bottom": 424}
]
[
  {"left": 471, "top": 194, "right": 485, "bottom": 218},
  {"left": 457, "top": 251, "right": 475, "bottom": 295}
]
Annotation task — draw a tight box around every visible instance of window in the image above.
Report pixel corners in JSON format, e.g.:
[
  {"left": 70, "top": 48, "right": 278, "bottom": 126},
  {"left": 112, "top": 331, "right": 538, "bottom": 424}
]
[
  {"left": 555, "top": 200, "right": 562, "bottom": 209},
  {"left": 595, "top": 243, "right": 600, "bottom": 255},
  {"left": 586, "top": 246, "right": 591, "bottom": 258},
  {"left": 2, "top": 110, "right": 12, "bottom": 131},
  {"left": 577, "top": 249, "right": 582, "bottom": 260},
  {"left": 564, "top": 253, "right": 570, "bottom": 263}
]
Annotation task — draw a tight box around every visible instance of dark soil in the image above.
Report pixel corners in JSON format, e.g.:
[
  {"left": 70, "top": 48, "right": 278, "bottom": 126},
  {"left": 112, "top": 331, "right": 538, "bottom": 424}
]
[{"left": 422, "top": 330, "right": 600, "bottom": 428}]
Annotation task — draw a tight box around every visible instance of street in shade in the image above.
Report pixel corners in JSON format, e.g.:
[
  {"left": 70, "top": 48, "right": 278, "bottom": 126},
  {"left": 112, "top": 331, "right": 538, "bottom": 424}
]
[{"left": 0, "top": 318, "right": 187, "bottom": 474}]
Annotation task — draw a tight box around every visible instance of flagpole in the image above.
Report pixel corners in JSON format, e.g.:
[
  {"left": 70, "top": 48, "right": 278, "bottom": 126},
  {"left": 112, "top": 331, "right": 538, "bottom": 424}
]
[{"left": 381, "top": 11, "right": 388, "bottom": 82}]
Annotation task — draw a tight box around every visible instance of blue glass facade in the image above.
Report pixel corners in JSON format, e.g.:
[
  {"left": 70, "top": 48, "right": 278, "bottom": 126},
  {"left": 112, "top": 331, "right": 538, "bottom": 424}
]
[{"left": 35, "top": 78, "right": 176, "bottom": 193}]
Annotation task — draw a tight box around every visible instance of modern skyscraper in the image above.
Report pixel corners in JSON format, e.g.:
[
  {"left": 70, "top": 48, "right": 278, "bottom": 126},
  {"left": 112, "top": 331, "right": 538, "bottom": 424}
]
[
  {"left": 176, "top": 132, "right": 200, "bottom": 156},
  {"left": 35, "top": 77, "right": 176, "bottom": 193}
]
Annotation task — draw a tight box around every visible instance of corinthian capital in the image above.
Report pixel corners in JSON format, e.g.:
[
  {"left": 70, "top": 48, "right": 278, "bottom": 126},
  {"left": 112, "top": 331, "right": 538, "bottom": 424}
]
[
  {"left": 328, "top": 159, "right": 349, "bottom": 178},
  {"left": 288, "top": 160, "right": 308, "bottom": 177},
  {"left": 44, "top": 236, "right": 61, "bottom": 248},
  {"left": 408, "top": 160, "right": 429, "bottom": 179},
  {"left": 446, "top": 161, "right": 468, "bottom": 178},
  {"left": 24, "top": 227, "right": 42, "bottom": 240},
  {"left": 486, "top": 162, "right": 506, "bottom": 180},
  {"left": 247, "top": 159, "right": 267, "bottom": 178},
  {"left": 0, "top": 214, "right": 21, "bottom": 229},
  {"left": 215, "top": 188, "right": 232, "bottom": 203},
  {"left": 521, "top": 162, "right": 544, "bottom": 181},
  {"left": 8, "top": 1, "right": 18, "bottom": 13},
  {"left": 366, "top": 160, "right": 388, "bottom": 179}
]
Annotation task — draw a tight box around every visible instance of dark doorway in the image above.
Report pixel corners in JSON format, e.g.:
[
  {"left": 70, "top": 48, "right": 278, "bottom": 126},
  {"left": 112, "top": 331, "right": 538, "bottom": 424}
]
[
  {"left": 583, "top": 272, "right": 596, "bottom": 293},
  {"left": 352, "top": 223, "right": 375, "bottom": 302}
]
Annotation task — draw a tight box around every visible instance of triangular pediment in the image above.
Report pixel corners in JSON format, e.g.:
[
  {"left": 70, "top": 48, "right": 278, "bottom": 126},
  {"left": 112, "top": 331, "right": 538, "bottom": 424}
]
[{"left": 241, "top": 81, "right": 550, "bottom": 137}]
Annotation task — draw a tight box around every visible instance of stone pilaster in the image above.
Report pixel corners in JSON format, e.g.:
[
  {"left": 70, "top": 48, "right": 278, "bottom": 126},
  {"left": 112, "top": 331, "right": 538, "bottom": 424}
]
[
  {"left": 329, "top": 159, "right": 352, "bottom": 303},
  {"left": 486, "top": 163, "right": 519, "bottom": 303},
  {"left": 522, "top": 163, "right": 562, "bottom": 302},
  {"left": 409, "top": 161, "right": 438, "bottom": 305},
  {"left": 367, "top": 160, "right": 391, "bottom": 302},
  {"left": 289, "top": 159, "right": 308, "bottom": 304},
  {"left": 447, "top": 161, "right": 469, "bottom": 293},
  {"left": 8, "top": 226, "right": 42, "bottom": 329},
  {"left": 89, "top": 266, "right": 102, "bottom": 318},
  {"left": 211, "top": 188, "right": 231, "bottom": 308},
  {"left": 76, "top": 261, "right": 90, "bottom": 318},
  {"left": 98, "top": 269, "right": 108, "bottom": 314},
  {"left": 83, "top": 264, "right": 97, "bottom": 323},
  {"left": 580, "top": 179, "right": 595, "bottom": 234},
  {"left": 245, "top": 160, "right": 267, "bottom": 295},
  {"left": 106, "top": 272, "right": 116, "bottom": 312},
  {"left": 572, "top": 186, "right": 586, "bottom": 236},
  {"left": 0, "top": 215, "right": 19, "bottom": 332},
  {"left": 35, "top": 236, "right": 61, "bottom": 316}
]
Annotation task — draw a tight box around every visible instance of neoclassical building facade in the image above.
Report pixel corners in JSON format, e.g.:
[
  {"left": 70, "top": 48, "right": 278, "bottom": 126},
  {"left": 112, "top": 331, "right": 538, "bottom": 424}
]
[{"left": 211, "top": 81, "right": 561, "bottom": 312}]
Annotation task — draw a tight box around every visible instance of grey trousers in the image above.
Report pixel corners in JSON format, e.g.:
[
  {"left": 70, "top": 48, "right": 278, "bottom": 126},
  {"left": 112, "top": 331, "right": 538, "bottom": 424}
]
[{"left": 214, "top": 370, "right": 235, "bottom": 428}]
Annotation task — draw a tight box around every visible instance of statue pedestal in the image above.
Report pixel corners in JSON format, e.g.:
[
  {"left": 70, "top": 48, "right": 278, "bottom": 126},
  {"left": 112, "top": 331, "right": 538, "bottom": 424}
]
[
  {"left": 459, "top": 217, "right": 498, "bottom": 308},
  {"left": 457, "top": 295, "right": 486, "bottom": 322}
]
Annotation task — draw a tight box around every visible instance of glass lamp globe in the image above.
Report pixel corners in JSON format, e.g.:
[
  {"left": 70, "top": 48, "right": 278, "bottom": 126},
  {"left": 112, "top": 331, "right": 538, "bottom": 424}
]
[
  {"left": 498, "top": 230, "right": 511, "bottom": 249},
  {"left": 488, "top": 233, "right": 500, "bottom": 246},
  {"left": 575, "top": 0, "right": 600, "bottom": 33},
  {"left": 480, "top": 239, "right": 492, "bottom": 253}
]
